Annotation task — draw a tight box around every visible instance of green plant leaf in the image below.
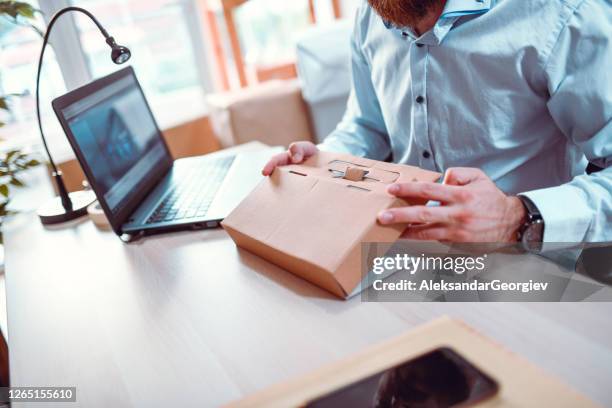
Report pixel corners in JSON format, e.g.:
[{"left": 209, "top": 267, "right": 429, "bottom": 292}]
[
  {"left": 0, "top": 184, "right": 8, "bottom": 198},
  {"left": 25, "top": 159, "right": 40, "bottom": 167},
  {"left": 15, "top": 2, "right": 36, "bottom": 19},
  {"left": 9, "top": 177, "right": 23, "bottom": 187},
  {"left": 0, "top": 2, "right": 37, "bottom": 20},
  {"left": 0, "top": 7, "right": 17, "bottom": 19},
  {"left": 5, "top": 150, "right": 19, "bottom": 161}
]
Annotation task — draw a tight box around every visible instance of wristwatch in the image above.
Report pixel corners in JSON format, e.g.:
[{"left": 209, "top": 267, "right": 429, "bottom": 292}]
[{"left": 517, "top": 195, "right": 544, "bottom": 252}]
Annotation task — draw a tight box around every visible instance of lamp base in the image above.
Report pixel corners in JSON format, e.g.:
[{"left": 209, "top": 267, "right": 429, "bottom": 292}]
[{"left": 38, "top": 190, "right": 96, "bottom": 225}]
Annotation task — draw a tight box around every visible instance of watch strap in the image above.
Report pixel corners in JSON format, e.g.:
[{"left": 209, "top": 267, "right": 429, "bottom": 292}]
[
  {"left": 517, "top": 195, "right": 544, "bottom": 248},
  {"left": 518, "top": 195, "right": 542, "bottom": 222}
]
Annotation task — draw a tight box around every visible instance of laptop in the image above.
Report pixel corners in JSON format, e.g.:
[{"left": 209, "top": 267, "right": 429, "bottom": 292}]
[{"left": 52, "top": 66, "right": 282, "bottom": 241}]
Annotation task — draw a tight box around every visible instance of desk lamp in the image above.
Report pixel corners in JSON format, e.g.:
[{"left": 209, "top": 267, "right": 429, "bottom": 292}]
[{"left": 36, "top": 6, "right": 131, "bottom": 225}]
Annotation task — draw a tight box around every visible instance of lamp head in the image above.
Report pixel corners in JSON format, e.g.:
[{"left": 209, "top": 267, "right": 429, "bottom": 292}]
[
  {"left": 106, "top": 36, "right": 131, "bottom": 64},
  {"left": 111, "top": 44, "right": 131, "bottom": 64}
]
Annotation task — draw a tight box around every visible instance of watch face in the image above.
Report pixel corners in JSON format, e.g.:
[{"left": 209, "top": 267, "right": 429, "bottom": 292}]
[{"left": 522, "top": 221, "right": 544, "bottom": 251}]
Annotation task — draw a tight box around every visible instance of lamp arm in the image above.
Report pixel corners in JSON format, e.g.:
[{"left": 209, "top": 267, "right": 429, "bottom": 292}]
[{"left": 35, "top": 7, "right": 113, "bottom": 211}]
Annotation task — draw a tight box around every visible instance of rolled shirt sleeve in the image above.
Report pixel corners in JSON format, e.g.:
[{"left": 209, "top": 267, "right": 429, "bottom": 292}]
[
  {"left": 318, "top": 6, "right": 392, "bottom": 160},
  {"left": 521, "top": 0, "right": 612, "bottom": 243}
]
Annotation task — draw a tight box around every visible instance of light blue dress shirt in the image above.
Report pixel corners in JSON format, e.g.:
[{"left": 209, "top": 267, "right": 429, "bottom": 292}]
[{"left": 320, "top": 0, "right": 612, "bottom": 243}]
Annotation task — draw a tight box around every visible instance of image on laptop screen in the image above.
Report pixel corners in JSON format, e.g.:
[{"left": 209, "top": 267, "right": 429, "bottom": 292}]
[{"left": 61, "top": 74, "right": 170, "bottom": 214}]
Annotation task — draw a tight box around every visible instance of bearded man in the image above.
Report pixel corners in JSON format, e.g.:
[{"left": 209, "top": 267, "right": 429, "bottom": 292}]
[{"left": 263, "top": 0, "right": 611, "bottom": 246}]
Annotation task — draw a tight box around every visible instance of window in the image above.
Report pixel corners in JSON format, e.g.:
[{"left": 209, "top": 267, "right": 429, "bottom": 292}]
[
  {"left": 0, "top": 0, "right": 66, "bottom": 150},
  {"left": 0, "top": 0, "right": 356, "bottom": 154},
  {"left": 203, "top": 0, "right": 345, "bottom": 90},
  {"left": 71, "top": 0, "right": 210, "bottom": 128},
  {"left": 235, "top": 0, "right": 312, "bottom": 68},
  {"left": 0, "top": 0, "right": 213, "bottom": 157}
]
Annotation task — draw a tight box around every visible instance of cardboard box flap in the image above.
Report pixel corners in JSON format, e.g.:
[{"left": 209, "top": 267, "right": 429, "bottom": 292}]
[
  {"left": 222, "top": 151, "right": 441, "bottom": 298},
  {"left": 226, "top": 168, "right": 396, "bottom": 274},
  {"left": 328, "top": 159, "right": 400, "bottom": 184},
  {"left": 281, "top": 151, "right": 439, "bottom": 194}
]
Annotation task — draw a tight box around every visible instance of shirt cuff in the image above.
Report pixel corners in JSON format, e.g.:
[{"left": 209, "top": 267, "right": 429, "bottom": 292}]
[{"left": 520, "top": 184, "right": 593, "bottom": 243}]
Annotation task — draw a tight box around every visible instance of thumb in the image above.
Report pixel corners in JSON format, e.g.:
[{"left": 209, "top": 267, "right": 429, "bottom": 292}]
[
  {"left": 443, "top": 167, "right": 485, "bottom": 186},
  {"left": 289, "top": 142, "right": 317, "bottom": 163}
]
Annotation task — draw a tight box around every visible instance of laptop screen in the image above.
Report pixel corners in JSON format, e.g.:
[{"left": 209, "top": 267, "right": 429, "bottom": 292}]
[{"left": 60, "top": 74, "right": 171, "bottom": 215}]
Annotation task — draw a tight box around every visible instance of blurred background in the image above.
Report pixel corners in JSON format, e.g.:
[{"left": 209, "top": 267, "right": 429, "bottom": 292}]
[{"left": 0, "top": 0, "right": 360, "bottom": 165}]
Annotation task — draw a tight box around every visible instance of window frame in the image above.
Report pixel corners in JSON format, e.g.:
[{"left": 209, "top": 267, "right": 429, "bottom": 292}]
[
  {"left": 210, "top": 0, "right": 342, "bottom": 90},
  {"left": 10, "top": 0, "right": 216, "bottom": 148}
]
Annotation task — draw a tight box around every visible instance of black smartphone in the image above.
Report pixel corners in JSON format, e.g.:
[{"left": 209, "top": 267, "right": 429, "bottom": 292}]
[{"left": 305, "top": 347, "right": 499, "bottom": 408}]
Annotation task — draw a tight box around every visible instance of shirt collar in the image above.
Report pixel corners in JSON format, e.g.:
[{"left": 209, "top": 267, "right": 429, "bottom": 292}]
[
  {"left": 440, "top": 0, "right": 491, "bottom": 19},
  {"left": 382, "top": 0, "right": 491, "bottom": 45}
]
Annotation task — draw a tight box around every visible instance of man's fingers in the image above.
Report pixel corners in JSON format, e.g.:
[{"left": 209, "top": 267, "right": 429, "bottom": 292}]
[
  {"left": 443, "top": 167, "right": 485, "bottom": 186},
  {"left": 288, "top": 142, "right": 317, "bottom": 164},
  {"left": 261, "top": 152, "right": 290, "bottom": 176},
  {"left": 378, "top": 206, "right": 463, "bottom": 225},
  {"left": 387, "top": 182, "right": 469, "bottom": 203},
  {"left": 288, "top": 144, "right": 303, "bottom": 163},
  {"left": 262, "top": 142, "right": 318, "bottom": 176}
]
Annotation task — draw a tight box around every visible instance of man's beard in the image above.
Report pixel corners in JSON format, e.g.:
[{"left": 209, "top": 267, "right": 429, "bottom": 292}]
[{"left": 367, "top": 0, "right": 443, "bottom": 28}]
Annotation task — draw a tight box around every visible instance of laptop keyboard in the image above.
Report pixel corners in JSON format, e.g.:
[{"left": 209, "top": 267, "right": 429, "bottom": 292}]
[{"left": 146, "top": 156, "right": 235, "bottom": 224}]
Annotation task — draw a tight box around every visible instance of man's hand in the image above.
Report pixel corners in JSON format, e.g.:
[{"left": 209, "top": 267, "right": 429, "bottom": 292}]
[
  {"left": 377, "top": 168, "right": 527, "bottom": 242},
  {"left": 261, "top": 141, "right": 318, "bottom": 176}
]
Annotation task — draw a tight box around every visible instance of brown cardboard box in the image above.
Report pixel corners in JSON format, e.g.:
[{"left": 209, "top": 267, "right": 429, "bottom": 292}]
[
  {"left": 226, "top": 317, "right": 598, "bottom": 408},
  {"left": 221, "top": 151, "right": 441, "bottom": 298},
  {"left": 207, "top": 80, "right": 314, "bottom": 148}
]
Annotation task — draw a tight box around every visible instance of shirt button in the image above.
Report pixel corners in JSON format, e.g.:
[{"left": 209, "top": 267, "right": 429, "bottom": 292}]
[
  {"left": 422, "top": 150, "right": 431, "bottom": 159},
  {"left": 416, "top": 95, "right": 425, "bottom": 104}
]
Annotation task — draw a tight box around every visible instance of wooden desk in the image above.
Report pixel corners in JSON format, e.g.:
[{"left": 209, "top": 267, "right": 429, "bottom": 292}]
[{"left": 5, "top": 159, "right": 612, "bottom": 407}]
